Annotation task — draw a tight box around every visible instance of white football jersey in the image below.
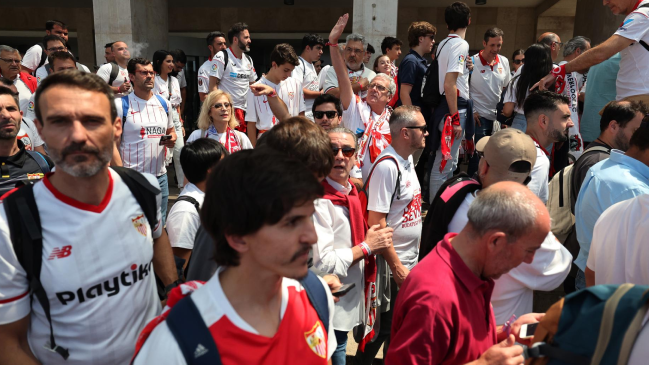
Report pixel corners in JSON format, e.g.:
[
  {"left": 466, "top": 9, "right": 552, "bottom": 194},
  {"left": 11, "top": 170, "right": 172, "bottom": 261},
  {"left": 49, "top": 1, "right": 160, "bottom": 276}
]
[
  {"left": 246, "top": 76, "right": 305, "bottom": 131},
  {"left": 209, "top": 48, "right": 257, "bottom": 110},
  {"left": 197, "top": 59, "right": 212, "bottom": 95}
]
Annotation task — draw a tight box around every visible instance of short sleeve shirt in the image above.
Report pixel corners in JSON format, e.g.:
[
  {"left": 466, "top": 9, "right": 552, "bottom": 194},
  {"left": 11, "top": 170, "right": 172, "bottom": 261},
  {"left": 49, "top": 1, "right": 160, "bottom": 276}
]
[
  {"left": 291, "top": 57, "right": 320, "bottom": 112},
  {"left": 436, "top": 36, "right": 470, "bottom": 100},
  {"left": 154, "top": 75, "right": 182, "bottom": 107},
  {"left": 397, "top": 49, "right": 428, "bottom": 107},
  {"left": 21, "top": 44, "right": 43, "bottom": 71},
  {"left": 528, "top": 143, "right": 550, "bottom": 203},
  {"left": 246, "top": 76, "right": 306, "bottom": 131},
  {"left": 209, "top": 48, "right": 257, "bottom": 110},
  {"left": 324, "top": 63, "right": 376, "bottom": 100},
  {"left": 197, "top": 59, "right": 212, "bottom": 94},
  {"left": 18, "top": 118, "right": 45, "bottom": 151},
  {"left": 469, "top": 52, "right": 511, "bottom": 120},
  {"left": 503, "top": 75, "right": 527, "bottom": 115},
  {"left": 97, "top": 63, "right": 131, "bottom": 97},
  {"left": 177, "top": 69, "right": 187, "bottom": 89},
  {"left": 13, "top": 77, "right": 33, "bottom": 115},
  {"left": 614, "top": 0, "right": 649, "bottom": 99},
  {"left": 167, "top": 183, "right": 204, "bottom": 250}
]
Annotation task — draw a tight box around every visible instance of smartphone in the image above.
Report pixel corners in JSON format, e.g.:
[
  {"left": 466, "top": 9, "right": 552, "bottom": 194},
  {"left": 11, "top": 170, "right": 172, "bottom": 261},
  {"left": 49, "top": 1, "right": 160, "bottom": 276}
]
[
  {"left": 520, "top": 322, "right": 539, "bottom": 339},
  {"left": 159, "top": 135, "right": 172, "bottom": 145},
  {"left": 332, "top": 283, "right": 356, "bottom": 297}
]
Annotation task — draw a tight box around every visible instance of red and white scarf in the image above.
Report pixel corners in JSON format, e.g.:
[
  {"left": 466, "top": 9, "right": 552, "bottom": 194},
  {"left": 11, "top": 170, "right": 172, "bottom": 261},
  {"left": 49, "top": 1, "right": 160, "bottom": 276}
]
[
  {"left": 205, "top": 125, "right": 242, "bottom": 153},
  {"left": 357, "top": 99, "right": 392, "bottom": 169}
]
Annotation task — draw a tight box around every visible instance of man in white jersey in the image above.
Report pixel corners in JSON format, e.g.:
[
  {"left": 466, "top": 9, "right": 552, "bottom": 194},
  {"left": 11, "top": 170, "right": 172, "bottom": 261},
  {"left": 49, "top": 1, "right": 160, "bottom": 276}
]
[
  {"left": 208, "top": 23, "right": 257, "bottom": 133},
  {"left": 0, "top": 46, "right": 36, "bottom": 114},
  {"left": 536, "top": 0, "right": 649, "bottom": 103},
  {"left": 0, "top": 77, "right": 46, "bottom": 154},
  {"left": 21, "top": 20, "right": 68, "bottom": 75},
  {"left": 115, "top": 58, "right": 177, "bottom": 224},
  {"left": 247, "top": 43, "right": 305, "bottom": 146},
  {"left": 34, "top": 35, "right": 67, "bottom": 85},
  {"left": 324, "top": 33, "right": 376, "bottom": 101},
  {"left": 198, "top": 32, "right": 227, "bottom": 103},
  {"left": 0, "top": 70, "right": 178, "bottom": 365},
  {"left": 293, "top": 34, "right": 325, "bottom": 121},
  {"left": 96, "top": 41, "right": 132, "bottom": 97}
]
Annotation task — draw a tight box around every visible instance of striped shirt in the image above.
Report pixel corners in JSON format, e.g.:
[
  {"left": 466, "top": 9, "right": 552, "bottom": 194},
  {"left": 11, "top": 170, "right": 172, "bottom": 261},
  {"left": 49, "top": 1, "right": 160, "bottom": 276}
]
[{"left": 246, "top": 76, "right": 306, "bottom": 131}]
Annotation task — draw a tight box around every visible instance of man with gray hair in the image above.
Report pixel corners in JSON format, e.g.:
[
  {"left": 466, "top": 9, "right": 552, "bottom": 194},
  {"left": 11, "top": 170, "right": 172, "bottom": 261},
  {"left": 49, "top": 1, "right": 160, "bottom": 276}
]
[
  {"left": 0, "top": 46, "right": 37, "bottom": 114},
  {"left": 386, "top": 181, "right": 548, "bottom": 365},
  {"left": 324, "top": 31, "right": 376, "bottom": 100},
  {"left": 560, "top": 36, "right": 591, "bottom": 159}
]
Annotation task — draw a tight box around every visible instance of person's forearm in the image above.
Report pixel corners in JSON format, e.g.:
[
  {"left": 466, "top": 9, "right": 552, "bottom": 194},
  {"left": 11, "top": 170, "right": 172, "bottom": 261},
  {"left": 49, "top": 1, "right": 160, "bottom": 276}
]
[
  {"left": 303, "top": 89, "right": 321, "bottom": 99},
  {"left": 0, "top": 318, "right": 41, "bottom": 364},
  {"left": 208, "top": 76, "right": 220, "bottom": 92},
  {"left": 326, "top": 87, "right": 341, "bottom": 98},
  {"left": 350, "top": 246, "right": 365, "bottom": 265},
  {"left": 247, "top": 123, "right": 257, "bottom": 146},
  {"left": 266, "top": 97, "right": 290, "bottom": 122},
  {"left": 444, "top": 84, "right": 458, "bottom": 115},
  {"left": 172, "top": 247, "right": 192, "bottom": 270},
  {"left": 199, "top": 93, "right": 207, "bottom": 102},
  {"left": 153, "top": 231, "right": 179, "bottom": 286},
  {"left": 0, "top": 347, "right": 40, "bottom": 365},
  {"left": 400, "top": 84, "right": 413, "bottom": 106}
]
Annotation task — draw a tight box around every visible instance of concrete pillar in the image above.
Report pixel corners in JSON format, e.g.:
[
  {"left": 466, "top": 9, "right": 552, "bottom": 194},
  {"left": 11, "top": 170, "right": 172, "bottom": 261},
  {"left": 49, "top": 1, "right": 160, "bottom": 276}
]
[
  {"left": 352, "top": 0, "right": 399, "bottom": 66},
  {"left": 573, "top": 0, "right": 624, "bottom": 45},
  {"left": 92, "top": 0, "right": 168, "bottom": 65}
]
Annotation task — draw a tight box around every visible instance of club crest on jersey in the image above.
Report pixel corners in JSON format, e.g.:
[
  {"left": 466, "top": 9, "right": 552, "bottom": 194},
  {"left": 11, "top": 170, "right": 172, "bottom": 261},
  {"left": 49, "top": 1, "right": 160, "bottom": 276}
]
[
  {"left": 198, "top": 79, "right": 203, "bottom": 86},
  {"left": 304, "top": 322, "right": 326, "bottom": 358},
  {"left": 459, "top": 55, "right": 465, "bottom": 64},
  {"left": 288, "top": 92, "right": 295, "bottom": 99},
  {"left": 132, "top": 214, "right": 147, "bottom": 236}
]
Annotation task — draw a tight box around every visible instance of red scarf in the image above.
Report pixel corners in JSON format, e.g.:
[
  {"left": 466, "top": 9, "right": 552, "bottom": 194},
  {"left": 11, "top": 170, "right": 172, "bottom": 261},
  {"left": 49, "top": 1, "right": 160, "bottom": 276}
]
[
  {"left": 321, "top": 180, "right": 377, "bottom": 351},
  {"left": 224, "top": 127, "right": 242, "bottom": 153}
]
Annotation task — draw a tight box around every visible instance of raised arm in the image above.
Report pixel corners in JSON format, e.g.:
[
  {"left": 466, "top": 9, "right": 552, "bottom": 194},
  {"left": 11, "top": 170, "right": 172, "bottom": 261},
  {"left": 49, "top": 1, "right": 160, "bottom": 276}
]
[{"left": 328, "top": 14, "right": 355, "bottom": 110}]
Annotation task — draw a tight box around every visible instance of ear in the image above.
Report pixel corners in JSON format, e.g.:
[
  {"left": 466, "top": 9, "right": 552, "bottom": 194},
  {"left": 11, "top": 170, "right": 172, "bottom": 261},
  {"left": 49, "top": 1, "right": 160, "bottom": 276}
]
[
  {"left": 539, "top": 114, "right": 548, "bottom": 129},
  {"left": 483, "top": 40, "right": 487, "bottom": 48},
  {"left": 609, "top": 119, "right": 620, "bottom": 133},
  {"left": 113, "top": 116, "right": 123, "bottom": 142},
  {"left": 478, "top": 157, "right": 489, "bottom": 177},
  {"left": 34, "top": 118, "right": 43, "bottom": 133},
  {"left": 486, "top": 231, "right": 507, "bottom": 252},
  {"left": 224, "top": 233, "right": 250, "bottom": 254}
]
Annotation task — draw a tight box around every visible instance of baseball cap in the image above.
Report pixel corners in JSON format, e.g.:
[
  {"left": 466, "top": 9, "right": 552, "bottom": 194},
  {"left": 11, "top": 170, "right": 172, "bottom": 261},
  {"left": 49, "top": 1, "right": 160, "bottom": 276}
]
[{"left": 475, "top": 129, "right": 537, "bottom": 184}]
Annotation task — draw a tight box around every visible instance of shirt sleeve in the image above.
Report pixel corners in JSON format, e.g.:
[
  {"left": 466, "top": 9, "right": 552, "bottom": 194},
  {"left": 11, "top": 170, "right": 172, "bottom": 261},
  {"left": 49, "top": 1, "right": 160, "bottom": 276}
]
[
  {"left": 209, "top": 53, "right": 225, "bottom": 80},
  {"left": 132, "top": 322, "right": 187, "bottom": 365},
  {"left": 503, "top": 79, "right": 517, "bottom": 104},
  {"left": 446, "top": 41, "right": 467, "bottom": 74},
  {"left": 22, "top": 118, "right": 44, "bottom": 147},
  {"left": 291, "top": 62, "right": 305, "bottom": 84},
  {"left": 245, "top": 84, "right": 258, "bottom": 123},
  {"left": 502, "top": 57, "right": 512, "bottom": 87},
  {"left": 96, "top": 63, "right": 111, "bottom": 83},
  {"left": 0, "top": 210, "right": 31, "bottom": 325},
  {"left": 312, "top": 199, "right": 354, "bottom": 277},
  {"left": 21, "top": 44, "right": 43, "bottom": 71},
  {"left": 166, "top": 203, "right": 200, "bottom": 250},
  {"left": 24, "top": 95, "right": 37, "bottom": 123},
  {"left": 197, "top": 69, "right": 209, "bottom": 94},
  {"left": 187, "top": 130, "right": 200, "bottom": 143},
  {"left": 397, "top": 56, "right": 417, "bottom": 85},
  {"left": 324, "top": 65, "right": 339, "bottom": 94},
  {"left": 614, "top": 10, "right": 649, "bottom": 42},
  {"left": 367, "top": 160, "right": 399, "bottom": 214},
  {"left": 298, "top": 86, "right": 306, "bottom": 114},
  {"left": 341, "top": 97, "right": 365, "bottom": 135},
  {"left": 505, "top": 233, "right": 572, "bottom": 290},
  {"left": 36, "top": 66, "right": 48, "bottom": 86},
  {"left": 179, "top": 70, "right": 187, "bottom": 88},
  {"left": 238, "top": 131, "right": 254, "bottom": 150}
]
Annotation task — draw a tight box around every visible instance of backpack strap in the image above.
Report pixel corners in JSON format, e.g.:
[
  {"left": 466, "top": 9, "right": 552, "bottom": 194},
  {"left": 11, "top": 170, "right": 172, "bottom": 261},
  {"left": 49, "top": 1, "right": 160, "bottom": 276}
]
[
  {"left": 176, "top": 195, "right": 200, "bottom": 212},
  {"left": 220, "top": 50, "right": 229, "bottom": 76},
  {"left": 155, "top": 94, "right": 169, "bottom": 115},
  {"left": 108, "top": 62, "right": 119, "bottom": 85},
  {"left": 25, "top": 150, "right": 51, "bottom": 174},
  {"left": 37, "top": 44, "right": 47, "bottom": 71},
  {"left": 167, "top": 77, "right": 172, "bottom": 101},
  {"left": 112, "top": 167, "right": 159, "bottom": 232},
  {"left": 3, "top": 185, "right": 70, "bottom": 359},
  {"left": 583, "top": 145, "right": 611, "bottom": 155},
  {"left": 300, "top": 270, "right": 330, "bottom": 333},
  {"left": 121, "top": 95, "right": 130, "bottom": 123},
  {"left": 362, "top": 155, "right": 402, "bottom": 206},
  {"left": 166, "top": 295, "right": 223, "bottom": 365},
  {"left": 45, "top": 63, "right": 52, "bottom": 75}
]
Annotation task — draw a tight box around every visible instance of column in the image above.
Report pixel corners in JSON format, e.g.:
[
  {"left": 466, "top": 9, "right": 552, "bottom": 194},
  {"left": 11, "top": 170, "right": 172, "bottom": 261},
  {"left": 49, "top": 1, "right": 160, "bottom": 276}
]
[
  {"left": 573, "top": 0, "right": 624, "bottom": 44},
  {"left": 352, "top": 0, "right": 399, "bottom": 66}
]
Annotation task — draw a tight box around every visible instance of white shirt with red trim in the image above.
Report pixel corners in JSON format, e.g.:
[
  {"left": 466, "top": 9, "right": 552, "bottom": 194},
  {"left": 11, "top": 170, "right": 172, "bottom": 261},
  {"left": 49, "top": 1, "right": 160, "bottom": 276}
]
[
  {"left": 437, "top": 35, "right": 470, "bottom": 100},
  {"left": 614, "top": 0, "right": 649, "bottom": 99},
  {"left": 469, "top": 51, "right": 511, "bottom": 120},
  {"left": 0, "top": 168, "right": 163, "bottom": 365},
  {"left": 132, "top": 268, "right": 337, "bottom": 364},
  {"left": 197, "top": 59, "right": 212, "bottom": 95},
  {"left": 153, "top": 75, "right": 182, "bottom": 107},
  {"left": 13, "top": 76, "right": 33, "bottom": 114},
  {"left": 18, "top": 118, "right": 44, "bottom": 151},
  {"left": 246, "top": 75, "right": 306, "bottom": 131},
  {"left": 21, "top": 44, "right": 44, "bottom": 72},
  {"left": 291, "top": 57, "right": 320, "bottom": 115},
  {"left": 115, "top": 93, "right": 174, "bottom": 177},
  {"left": 209, "top": 48, "right": 257, "bottom": 110}
]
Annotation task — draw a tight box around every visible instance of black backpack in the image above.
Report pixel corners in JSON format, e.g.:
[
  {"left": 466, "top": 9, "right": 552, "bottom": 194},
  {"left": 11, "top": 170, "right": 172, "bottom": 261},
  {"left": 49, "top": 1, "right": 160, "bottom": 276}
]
[
  {"left": 420, "top": 38, "right": 452, "bottom": 108},
  {"left": 419, "top": 173, "right": 481, "bottom": 260},
  {"left": 35, "top": 43, "right": 47, "bottom": 75},
  {"left": 107, "top": 62, "right": 120, "bottom": 86},
  {"left": 218, "top": 50, "right": 254, "bottom": 79},
  {"left": 2, "top": 166, "right": 159, "bottom": 360}
]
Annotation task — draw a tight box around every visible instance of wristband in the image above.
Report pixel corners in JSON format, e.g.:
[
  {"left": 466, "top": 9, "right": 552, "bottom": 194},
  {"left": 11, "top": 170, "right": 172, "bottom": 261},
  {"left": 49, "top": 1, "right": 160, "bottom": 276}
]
[
  {"left": 325, "top": 42, "right": 339, "bottom": 47},
  {"left": 360, "top": 242, "right": 372, "bottom": 258},
  {"left": 450, "top": 111, "right": 460, "bottom": 126},
  {"left": 268, "top": 90, "right": 278, "bottom": 98},
  {"left": 551, "top": 64, "right": 567, "bottom": 93}
]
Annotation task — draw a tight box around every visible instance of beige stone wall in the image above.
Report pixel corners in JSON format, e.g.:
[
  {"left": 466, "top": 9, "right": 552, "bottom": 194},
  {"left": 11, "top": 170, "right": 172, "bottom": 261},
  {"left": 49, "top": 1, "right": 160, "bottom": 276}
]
[{"left": 537, "top": 16, "right": 575, "bottom": 62}]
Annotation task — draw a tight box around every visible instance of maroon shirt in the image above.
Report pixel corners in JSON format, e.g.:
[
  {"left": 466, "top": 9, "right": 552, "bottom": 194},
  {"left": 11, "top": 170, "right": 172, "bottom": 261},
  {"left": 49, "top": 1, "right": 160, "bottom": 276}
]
[{"left": 385, "top": 233, "right": 497, "bottom": 365}]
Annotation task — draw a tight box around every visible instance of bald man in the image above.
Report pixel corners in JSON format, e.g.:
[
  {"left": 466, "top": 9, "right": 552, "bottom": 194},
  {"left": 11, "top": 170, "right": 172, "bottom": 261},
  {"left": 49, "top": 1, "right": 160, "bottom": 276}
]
[{"left": 538, "top": 32, "right": 562, "bottom": 62}]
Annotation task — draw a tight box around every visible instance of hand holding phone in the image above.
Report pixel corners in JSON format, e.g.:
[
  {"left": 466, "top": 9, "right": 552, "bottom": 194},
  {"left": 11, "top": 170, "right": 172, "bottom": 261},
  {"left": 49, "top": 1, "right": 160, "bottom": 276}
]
[
  {"left": 159, "top": 135, "right": 172, "bottom": 146},
  {"left": 332, "top": 283, "right": 355, "bottom": 297},
  {"left": 519, "top": 322, "right": 539, "bottom": 339}
]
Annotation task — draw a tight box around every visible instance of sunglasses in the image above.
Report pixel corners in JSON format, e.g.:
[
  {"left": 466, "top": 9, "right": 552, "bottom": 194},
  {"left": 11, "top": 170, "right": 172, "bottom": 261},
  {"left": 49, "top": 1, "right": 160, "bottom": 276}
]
[
  {"left": 213, "top": 102, "right": 231, "bottom": 109},
  {"left": 404, "top": 125, "right": 428, "bottom": 132},
  {"left": 513, "top": 59, "right": 525, "bottom": 65},
  {"left": 314, "top": 111, "right": 338, "bottom": 119},
  {"left": 331, "top": 146, "right": 356, "bottom": 158}
]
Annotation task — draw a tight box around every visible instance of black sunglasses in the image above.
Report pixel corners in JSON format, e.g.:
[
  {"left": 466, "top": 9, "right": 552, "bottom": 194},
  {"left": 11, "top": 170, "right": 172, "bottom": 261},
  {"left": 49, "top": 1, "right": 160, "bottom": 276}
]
[
  {"left": 331, "top": 146, "right": 356, "bottom": 158},
  {"left": 404, "top": 125, "right": 428, "bottom": 132},
  {"left": 513, "top": 59, "right": 525, "bottom": 65},
  {"left": 314, "top": 111, "right": 338, "bottom": 119},
  {"left": 213, "top": 102, "right": 231, "bottom": 109}
]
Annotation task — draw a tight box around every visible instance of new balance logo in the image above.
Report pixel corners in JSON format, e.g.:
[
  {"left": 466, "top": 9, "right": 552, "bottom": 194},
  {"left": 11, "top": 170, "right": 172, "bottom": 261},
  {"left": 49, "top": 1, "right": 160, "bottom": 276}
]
[
  {"left": 194, "top": 344, "right": 208, "bottom": 358},
  {"left": 48, "top": 245, "right": 72, "bottom": 260}
]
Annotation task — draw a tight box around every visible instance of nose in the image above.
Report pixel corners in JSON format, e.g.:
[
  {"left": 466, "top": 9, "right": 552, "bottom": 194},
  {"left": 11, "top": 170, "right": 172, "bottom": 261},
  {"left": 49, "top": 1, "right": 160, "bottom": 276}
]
[
  {"left": 69, "top": 120, "right": 89, "bottom": 144},
  {"left": 335, "top": 148, "right": 344, "bottom": 158},
  {"left": 0, "top": 107, "right": 10, "bottom": 119},
  {"left": 304, "top": 219, "right": 318, "bottom": 246}
]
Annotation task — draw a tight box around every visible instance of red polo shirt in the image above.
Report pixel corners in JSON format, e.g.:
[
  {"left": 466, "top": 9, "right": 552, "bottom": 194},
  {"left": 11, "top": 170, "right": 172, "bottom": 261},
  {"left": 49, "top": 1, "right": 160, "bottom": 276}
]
[{"left": 385, "top": 233, "right": 497, "bottom": 365}]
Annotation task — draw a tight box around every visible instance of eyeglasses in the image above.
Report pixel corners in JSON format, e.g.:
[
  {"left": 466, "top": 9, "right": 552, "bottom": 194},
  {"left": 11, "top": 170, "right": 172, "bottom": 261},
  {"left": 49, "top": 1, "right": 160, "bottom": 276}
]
[
  {"left": 331, "top": 146, "right": 356, "bottom": 158},
  {"left": 314, "top": 111, "right": 338, "bottom": 119},
  {"left": 345, "top": 47, "right": 364, "bottom": 55},
  {"left": 0, "top": 58, "right": 21, "bottom": 64},
  {"left": 213, "top": 102, "right": 231, "bottom": 109},
  {"left": 404, "top": 125, "right": 428, "bottom": 132},
  {"left": 47, "top": 47, "right": 67, "bottom": 52},
  {"left": 426, "top": 34, "right": 436, "bottom": 40},
  {"left": 513, "top": 59, "right": 525, "bottom": 65},
  {"left": 368, "top": 83, "right": 388, "bottom": 93},
  {"left": 136, "top": 71, "right": 155, "bottom": 76},
  {"left": 552, "top": 41, "right": 564, "bottom": 49}
]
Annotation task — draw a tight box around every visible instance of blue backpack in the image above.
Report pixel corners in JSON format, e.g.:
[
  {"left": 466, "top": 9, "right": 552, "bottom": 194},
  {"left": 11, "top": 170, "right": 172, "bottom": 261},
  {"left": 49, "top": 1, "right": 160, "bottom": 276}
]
[
  {"left": 526, "top": 284, "right": 649, "bottom": 365},
  {"left": 164, "top": 270, "right": 330, "bottom": 364},
  {"left": 121, "top": 94, "right": 168, "bottom": 121}
]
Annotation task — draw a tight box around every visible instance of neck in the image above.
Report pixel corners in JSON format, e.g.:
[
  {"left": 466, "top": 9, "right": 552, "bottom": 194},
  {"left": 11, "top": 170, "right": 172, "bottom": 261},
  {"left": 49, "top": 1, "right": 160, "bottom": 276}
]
[
  {"left": 231, "top": 46, "right": 244, "bottom": 58},
  {"left": 450, "top": 28, "right": 467, "bottom": 39},
  {"left": 194, "top": 180, "right": 207, "bottom": 192},
  {"left": 0, "top": 137, "right": 20, "bottom": 157},
  {"left": 369, "top": 101, "right": 386, "bottom": 116},
  {"left": 300, "top": 52, "right": 312, "bottom": 63},
  {"left": 134, "top": 88, "right": 153, "bottom": 100},
  {"left": 117, "top": 59, "right": 128, "bottom": 68},
  {"left": 265, "top": 72, "right": 281, "bottom": 85},
  {"left": 329, "top": 175, "right": 348, "bottom": 187},
  {"left": 347, "top": 63, "right": 362, "bottom": 72},
  {"left": 597, "top": 133, "right": 615, "bottom": 149},
  {"left": 391, "top": 141, "right": 413, "bottom": 161},
  {"left": 219, "top": 262, "right": 284, "bottom": 314},
  {"left": 412, "top": 45, "right": 426, "bottom": 57},
  {"left": 5, "top": 73, "right": 17, "bottom": 81},
  {"left": 213, "top": 119, "right": 228, "bottom": 133},
  {"left": 159, "top": 71, "right": 168, "bottom": 81},
  {"left": 527, "top": 127, "right": 549, "bottom": 148},
  {"left": 48, "top": 167, "right": 111, "bottom": 206},
  {"left": 625, "top": 146, "right": 649, "bottom": 166},
  {"left": 450, "top": 230, "right": 485, "bottom": 278},
  {"left": 481, "top": 49, "right": 496, "bottom": 63},
  {"left": 210, "top": 51, "right": 217, "bottom": 60}
]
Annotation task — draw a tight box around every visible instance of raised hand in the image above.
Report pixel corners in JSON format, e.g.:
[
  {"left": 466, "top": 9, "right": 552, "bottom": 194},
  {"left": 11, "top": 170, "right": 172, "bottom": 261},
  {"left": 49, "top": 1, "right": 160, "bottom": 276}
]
[{"left": 329, "top": 13, "right": 349, "bottom": 44}]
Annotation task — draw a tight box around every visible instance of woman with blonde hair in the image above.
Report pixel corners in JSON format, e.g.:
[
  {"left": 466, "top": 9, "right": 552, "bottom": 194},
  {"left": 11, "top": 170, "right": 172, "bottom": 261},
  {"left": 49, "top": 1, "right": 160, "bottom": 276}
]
[{"left": 187, "top": 89, "right": 253, "bottom": 152}]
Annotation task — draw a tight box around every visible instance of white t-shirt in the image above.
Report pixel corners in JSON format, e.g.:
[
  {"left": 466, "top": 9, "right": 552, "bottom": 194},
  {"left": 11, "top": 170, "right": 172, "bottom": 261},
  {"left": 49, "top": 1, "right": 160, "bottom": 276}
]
[
  {"left": 115, "top": 93, "right": 174, "bottom": 176},
  {"left": 209, "top": 48, "right": 257, "bottom": 110},
  {"left": 469, "top": 52, "right": 511, "bottom": 120},
  {"left": 0, "top": 168, "right": 162, "bottom": 365},
  {"left": 246, "top": 76, "right": 305, "bottom": 131},
  {"left": 177, "top": 69, "right": 187, "bottom": 89},
  {"left": 167, "top": 183, "right": 204, "bottom": 250},
  {"left": 21, "top": 44, "right": 44, "bottom": 71},
  {"left": 18, "top": 118, "right": 44, "bottom": 150},
  {"left": 35, "top": 63, "right": 91, "bottom": 86},
  {"left": 446, "top": 189, "right": 571, "bottom": 324},
  {"left": 197, "top": 59, "right": 212, "bottom": 95},
  {"left": 528, "top": 142, "right": 550, "bottom": 203},
  {"left": 13, "top": 76, "right": 33, "bottom": 114},
  {"left": 319, "top": 65, "right": 331, "bottom": 91},
  {"left": 614, "top": 0, "right": 649, "bottom": 99},
  {"left": 437, "top": 35, "right": 470, "bottom": 100},
  {"left": 187, "top": 127, "right": 253, "bottom": 151},
  {"left": 153, "top": 75, "right": 182, "bottom": 107},
  {"left": 587, "top": 194, "right": 649, "bottom": 285},
  {"left": 324, "top": 63, "right": 376, "bottom": 100},
  {"left": 367, "top": 145, "right": 422, "bottom": 270},
  {"left": 503, "top": 74, "right": 528, "bottom": 115},
  {"left": 292, "top": 57, "right": 320, "bottom": 115},
  {"left": 97, "top": 63, "right": 131, "bottom": 97},
  {"left": 132, "top": 268, "right": 337, "bottom": 364},
  {"left": 313, "top": 178, "right": 364, "bottom": 332}
]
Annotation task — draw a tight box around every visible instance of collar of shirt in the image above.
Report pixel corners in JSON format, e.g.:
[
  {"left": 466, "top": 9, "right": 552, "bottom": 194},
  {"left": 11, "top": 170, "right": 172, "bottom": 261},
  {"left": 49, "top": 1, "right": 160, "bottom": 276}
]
[
  {"left": 182, "top": 182, "right": 204, "bottom": 196},
  {"left": 0, "top": 140, "right": 28, "bottom": 168},
  {"left": 384, "top": 145, "right": 412, "bottom": 170},
  {"left": 610, "top": 149, "right": 649, "bottom": 181},
  {"left": 408, "top": 49, "right": 427, "bottom": 64},
  {"left": 325, "top": 176, "right": 352, "bottom": 195},
  {"left": 478, "top": 50, "right": 500, "bottom": 67},
  {"left": 436, "top": 232, "right": 494, "bottom": 293}
]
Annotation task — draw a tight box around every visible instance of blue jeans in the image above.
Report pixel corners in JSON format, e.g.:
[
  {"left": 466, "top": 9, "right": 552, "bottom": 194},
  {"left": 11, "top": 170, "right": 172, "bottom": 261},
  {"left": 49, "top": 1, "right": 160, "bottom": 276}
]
[
  {"left": 157, "top": 173, "right": 169, "bottom": 226},
  {"left": 429, "top": 109, "right": 468, "bottom": 201},
  {"left": 467, "top": 117, "right": 493, "bottom": 177},
  {"left": 332, "top": 330, "right": 348, "bottom": 365},
  {"left": 511, "top": 113, "right": 527, "bottom": 132},
  {"left": 575, "top": 268, "right": 586, "bottom": 291}
]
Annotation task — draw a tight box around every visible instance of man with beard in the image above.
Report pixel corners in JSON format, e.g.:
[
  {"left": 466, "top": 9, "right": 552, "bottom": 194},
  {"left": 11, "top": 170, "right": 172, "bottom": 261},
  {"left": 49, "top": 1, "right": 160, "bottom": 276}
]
[
  {"left": 208, "top": 23, "right": 257, "bottom": 133},
  {"left": 115, "top": 58, "right": 177, "bottom": 225},
  {"left": 0, "top": 70, "right": 177, "bottom": 365},
  {"left": 0, "top": 88, "right": 52, "bottom": 195},
  {"left": 524, "top": 91, "right": 574, "bottom": 203},
  {"left": 324, "top": 31, "right": 376, "bottom": 101}
]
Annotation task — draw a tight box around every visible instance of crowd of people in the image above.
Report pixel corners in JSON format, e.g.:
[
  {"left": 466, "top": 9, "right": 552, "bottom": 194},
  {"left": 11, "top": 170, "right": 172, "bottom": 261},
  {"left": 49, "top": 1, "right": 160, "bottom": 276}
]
[{"left": 0, "top": 0, "right": 648, "bottom": 363}]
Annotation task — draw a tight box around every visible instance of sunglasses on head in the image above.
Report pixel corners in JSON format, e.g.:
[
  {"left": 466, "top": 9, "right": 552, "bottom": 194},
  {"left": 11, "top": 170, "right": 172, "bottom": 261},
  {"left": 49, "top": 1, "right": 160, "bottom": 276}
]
[
  {"left": 314, "top": 111, "right": 338, "bottom": 119},
  {"left": 331, "top": 146, "right": 356, "bottom": 158},
  {"left": 513, "top": 59, "right": 525, "bottom": 65}
]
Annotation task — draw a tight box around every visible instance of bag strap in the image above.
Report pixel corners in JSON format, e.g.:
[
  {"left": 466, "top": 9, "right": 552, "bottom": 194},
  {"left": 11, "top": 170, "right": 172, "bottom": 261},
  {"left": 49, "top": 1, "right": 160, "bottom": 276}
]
[
  {"left": 177, "top": 195, "right": 200, "bottom": 212},
  {"left": 112, "top": 167, "right": 160, "bottom": 232},
  {"left": 558, "top": 167, "right": 566, "bottom": 208},
  {"left": 591, "top": 283, "right": 636, "bottom": 365},
  {"left": 638, "top": 5, "right": 649, "bottom": 52},
  {"left": 3, "top": 185, "right": 70, "bottom": 359},
  {"left": 617, "top": 288, "right": 649, "bottom": 365},
  {"left": 300, "top": 270, "right": 330, "bottom": 333},
  {"left": 121, "top": 95, "right": 129, "bottom": 123},
  {"left": 362, "top": 155, "right": 402, "bottom": 206},
  {"left": 166, "top": 295, "right": 223, "bottom": 365},
  {"left": 155, "top": 94, "right": 169, "bottom": 115},
  {"left": 38, "top": 44, "right": 47, "bottom": 71},
  {"left": 201, "top": 129, "right": 207, "bottom": 138},
  {"left": 220, "top": 50, "right": 229, "bottom": 75},
  {"left": 45, "top": 63, "right": 51, "bottom": 75},
  {"left": 583, "top": 145, "right": 611, "bottom": 155},
  {"left": 25, "top": 150, "right": 51, "bottom": 174},
  {"left": 167, "top": 77, "right": 172, "bottom": 101},
  {"left": 525, "top": 343, "right": 590, "bottom": 365},
  {"left": 108, "top": 62, "right": 119, "bottom": 86}
]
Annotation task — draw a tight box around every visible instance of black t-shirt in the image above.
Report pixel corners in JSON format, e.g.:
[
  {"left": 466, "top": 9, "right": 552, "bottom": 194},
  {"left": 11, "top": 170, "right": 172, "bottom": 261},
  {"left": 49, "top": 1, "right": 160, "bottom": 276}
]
[
  {"left": 0, "top": 140, "right": 54, "bottom": 196},
  {"left": 569, "top": 140, "right": 611, "bottom": 213}
]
